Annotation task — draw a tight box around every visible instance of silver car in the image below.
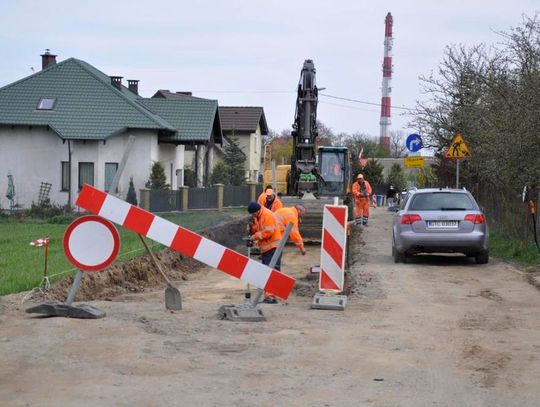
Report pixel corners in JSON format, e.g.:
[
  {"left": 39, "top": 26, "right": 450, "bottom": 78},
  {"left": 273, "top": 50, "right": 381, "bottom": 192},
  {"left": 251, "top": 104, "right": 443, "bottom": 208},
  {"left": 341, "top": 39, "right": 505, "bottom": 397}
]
[{"left": 392, "top": 188, "right": 489, "bottom": 264}]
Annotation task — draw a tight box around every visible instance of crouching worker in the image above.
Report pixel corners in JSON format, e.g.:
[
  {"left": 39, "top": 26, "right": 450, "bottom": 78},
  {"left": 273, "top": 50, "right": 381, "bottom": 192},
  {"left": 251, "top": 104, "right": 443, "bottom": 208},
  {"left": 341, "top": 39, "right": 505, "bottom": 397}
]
[
  {"left": 247, "top": 201, "right": 283, "bottom": 304},
  {"left": 276, "top": 204, "right": 307, "bottom": 255}
]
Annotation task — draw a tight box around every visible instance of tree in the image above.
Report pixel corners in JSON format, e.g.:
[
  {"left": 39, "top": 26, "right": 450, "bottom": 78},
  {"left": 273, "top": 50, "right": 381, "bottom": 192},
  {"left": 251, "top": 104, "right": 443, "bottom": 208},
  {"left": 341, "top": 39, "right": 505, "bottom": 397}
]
[
  {"left": 271, "top": 136, "right": 293, "bottom": 165},
  {"left": 361, "top": 159, "right": 385, "bottom": 185},
  {"left": 386, "top": 163, "right": 406, "bottom": 191},
  {"left": 316, "top": 120, "right": 335, "bottom": 146},
  {"left": 224, "top": 136, "right": 246, "bottom": 185},
  {"left": 126, "top": 177, "right": 138, "bottom": 205},
  {"left": 146, "top": 161, "right": 169, "bottom": 190},
  {"left": 389, "top": 130, "right": 407, "bottom": 158},
  {"left": 262, "top": 128, "right": 278, "bottom": 147},
  {"left": 210, "top": 160, "right": 230, "bottom": 185},
  {"left": 414, "top": 167, "right": 438, "bottom": 188},
  {"left": 184, "top": 168, "right": 196, "bottom": 187}
]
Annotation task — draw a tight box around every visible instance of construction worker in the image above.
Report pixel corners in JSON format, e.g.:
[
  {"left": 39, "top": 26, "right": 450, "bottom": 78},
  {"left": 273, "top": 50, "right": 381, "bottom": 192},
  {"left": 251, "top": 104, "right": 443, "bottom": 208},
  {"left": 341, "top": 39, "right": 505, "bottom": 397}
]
[
  {"left": 276, "top": 204, "right": 307, "bottom": 255},
  {"left": 258, "top": 188, "right": 283, "bottom": 212},
  {"left": 352, "top": 173, "right": 372, "bottom": 226},
  {"left": 257, "top": 185, "right": 274, "bottom": 207},
  {"left": 247, "top": 201, "right": 283, "bottom": 304}
]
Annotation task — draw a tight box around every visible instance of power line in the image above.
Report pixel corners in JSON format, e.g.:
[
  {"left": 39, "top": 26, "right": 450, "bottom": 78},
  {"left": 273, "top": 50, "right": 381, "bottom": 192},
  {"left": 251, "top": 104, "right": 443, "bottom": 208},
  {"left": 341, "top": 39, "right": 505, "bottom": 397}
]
[
  {"left": 319, "top": 93, "right": 415, "bottom": 111},
  {"left": 140, "top": 88, "right": 416, "bottom": 112},
  {"left": 318, "top": 100, "right": 380, "bottom": 114}
]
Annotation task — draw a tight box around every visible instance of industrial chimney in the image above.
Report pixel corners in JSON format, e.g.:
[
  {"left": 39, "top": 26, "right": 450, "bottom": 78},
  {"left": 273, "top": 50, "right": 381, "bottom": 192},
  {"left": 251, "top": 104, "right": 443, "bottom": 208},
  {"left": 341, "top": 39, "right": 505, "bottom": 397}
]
[
  {"left": 379, "top": 12, "right": 393, "bottom": 153},
  {"left": 41, "top": 49, "right": 57, "bottom": 70}
]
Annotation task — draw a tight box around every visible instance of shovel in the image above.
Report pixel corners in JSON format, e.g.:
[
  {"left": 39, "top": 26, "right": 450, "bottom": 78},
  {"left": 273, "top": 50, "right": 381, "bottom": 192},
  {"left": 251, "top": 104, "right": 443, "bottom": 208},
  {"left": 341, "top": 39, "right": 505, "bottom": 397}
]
[{"left": 138, "top": 234, "right": 182, "bottom": 310}]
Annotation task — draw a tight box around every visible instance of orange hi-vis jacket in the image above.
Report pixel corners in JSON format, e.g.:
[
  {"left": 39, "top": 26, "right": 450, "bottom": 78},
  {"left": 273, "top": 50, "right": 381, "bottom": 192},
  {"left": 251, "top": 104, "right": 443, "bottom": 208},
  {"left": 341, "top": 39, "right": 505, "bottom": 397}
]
[
  {"left": 275, "top": 207, "right": 304, "bottom": 250},
  {"left": 352, "top": 179, "right": 373, "bottom": 201},
  {"left": 257, "top": 193, "right": 283, "bottom": 212},
  {"left": 250, "top": 206, "right": 283, "bottom": 254}
]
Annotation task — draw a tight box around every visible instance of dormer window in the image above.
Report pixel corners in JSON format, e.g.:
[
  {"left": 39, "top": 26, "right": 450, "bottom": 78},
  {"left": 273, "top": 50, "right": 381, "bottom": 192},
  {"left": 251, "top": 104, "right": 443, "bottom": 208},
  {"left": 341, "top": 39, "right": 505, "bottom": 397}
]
[{"left": 37, "top": 97, "right": 56, "bottom": 110}]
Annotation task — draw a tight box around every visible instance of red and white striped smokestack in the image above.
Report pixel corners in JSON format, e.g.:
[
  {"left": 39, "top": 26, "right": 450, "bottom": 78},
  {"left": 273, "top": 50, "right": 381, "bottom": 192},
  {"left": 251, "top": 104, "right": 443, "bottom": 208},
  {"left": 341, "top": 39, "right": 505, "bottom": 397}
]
[{"left": 379, "top": 12, "right": 393, "bottom": 152}]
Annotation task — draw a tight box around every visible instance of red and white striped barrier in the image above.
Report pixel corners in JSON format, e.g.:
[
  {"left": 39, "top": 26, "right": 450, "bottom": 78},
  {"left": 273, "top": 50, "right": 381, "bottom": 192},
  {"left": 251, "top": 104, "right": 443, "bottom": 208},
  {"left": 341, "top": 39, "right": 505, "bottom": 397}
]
[
  {"left": 30, "top": 237, "right": 49, "bottom": 247},
  {"left": 76, "top": 185, "right": 295, "bottom": 300},
  {"left": 319, "top": 205, "right": 347, "bottom": 291}
]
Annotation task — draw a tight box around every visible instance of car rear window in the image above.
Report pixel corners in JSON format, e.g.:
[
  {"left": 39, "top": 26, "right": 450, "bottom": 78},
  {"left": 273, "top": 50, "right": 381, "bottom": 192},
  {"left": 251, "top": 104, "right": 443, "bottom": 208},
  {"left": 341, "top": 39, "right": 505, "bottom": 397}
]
[{"left": 409, "top": 192, "right": 476, "bottom": 211}]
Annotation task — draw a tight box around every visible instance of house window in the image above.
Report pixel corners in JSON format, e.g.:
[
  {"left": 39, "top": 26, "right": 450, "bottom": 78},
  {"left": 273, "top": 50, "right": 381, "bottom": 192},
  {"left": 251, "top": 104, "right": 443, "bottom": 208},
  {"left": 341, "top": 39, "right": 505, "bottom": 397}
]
[
  {"left": 37, "top": 97, "right": 56, "bottom": 110},
  {"left": 78, "top": 162, "right": 94, "bottom": 190},
  {"left": 105, "top": 162, "right": 119, "bottom": 192},
  {"left": 61, "top": 161, "right": 70, "bottom": 191}
]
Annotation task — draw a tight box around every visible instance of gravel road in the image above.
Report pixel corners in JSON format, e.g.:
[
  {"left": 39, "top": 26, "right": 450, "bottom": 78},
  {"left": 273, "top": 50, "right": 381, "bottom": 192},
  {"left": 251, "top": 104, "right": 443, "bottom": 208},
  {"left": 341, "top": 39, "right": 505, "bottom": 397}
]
[{"left": 1, "top": 207, "right": 539, "bottom": 406}]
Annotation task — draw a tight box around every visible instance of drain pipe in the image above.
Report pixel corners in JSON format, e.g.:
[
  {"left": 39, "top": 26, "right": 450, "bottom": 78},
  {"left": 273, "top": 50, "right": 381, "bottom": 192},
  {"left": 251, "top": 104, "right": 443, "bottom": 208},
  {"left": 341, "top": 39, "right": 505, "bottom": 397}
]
[{"left": 68, "top": 139, "right": 72, "bottom": 207}]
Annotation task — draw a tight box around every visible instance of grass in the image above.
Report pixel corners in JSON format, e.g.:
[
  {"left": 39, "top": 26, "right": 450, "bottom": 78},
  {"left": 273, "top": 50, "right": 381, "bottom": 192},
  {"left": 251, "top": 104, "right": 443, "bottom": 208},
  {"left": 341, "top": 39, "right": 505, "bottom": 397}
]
[
  {"left": 0, "top": 208, "right": 245, "bottom": 296},
  {"left": 489, "top": 231, "right": 540, "bottom": 270}
]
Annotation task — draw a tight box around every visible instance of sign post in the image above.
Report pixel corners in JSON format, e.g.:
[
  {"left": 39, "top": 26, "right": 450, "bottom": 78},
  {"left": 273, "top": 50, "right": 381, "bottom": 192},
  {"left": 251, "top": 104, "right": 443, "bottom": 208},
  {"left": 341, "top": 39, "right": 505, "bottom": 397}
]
[
  {"left": 26, "top": 215, "right": 120, "bottom": 319},
  {"left": 444, "top": 134, "right": 471, "bottom": 189}
]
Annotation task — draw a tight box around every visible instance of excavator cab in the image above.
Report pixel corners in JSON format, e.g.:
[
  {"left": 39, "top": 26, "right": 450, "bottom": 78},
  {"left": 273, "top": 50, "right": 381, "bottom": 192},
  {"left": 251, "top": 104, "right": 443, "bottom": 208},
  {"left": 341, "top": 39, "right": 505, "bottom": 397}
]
[{"left": 318, "top": 146, "right": 351, "bottom": 197}]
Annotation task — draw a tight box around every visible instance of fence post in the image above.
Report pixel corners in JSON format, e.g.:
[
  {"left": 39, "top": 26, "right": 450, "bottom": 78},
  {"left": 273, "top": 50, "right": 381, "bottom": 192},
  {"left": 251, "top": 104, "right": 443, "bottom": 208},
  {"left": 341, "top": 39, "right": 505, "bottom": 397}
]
[
  {"left": 179, "top": 186, "right": 189, "bottom": 212},
  {"left": 249, "top": 182, "right": 258, "bottom": 202},
  {"left": 215, "top": 184, "right": 224, "bottom": 211},
  {"left": 139, "top": 189, "right": 150, "bottom": 210}
]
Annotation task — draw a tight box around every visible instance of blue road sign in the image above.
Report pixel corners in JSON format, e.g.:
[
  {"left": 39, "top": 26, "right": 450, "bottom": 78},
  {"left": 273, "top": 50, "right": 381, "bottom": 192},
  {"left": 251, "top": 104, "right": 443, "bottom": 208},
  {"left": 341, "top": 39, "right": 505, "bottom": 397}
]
[{"left": 406, "top": 134, "right": 423, "bottom": 152}]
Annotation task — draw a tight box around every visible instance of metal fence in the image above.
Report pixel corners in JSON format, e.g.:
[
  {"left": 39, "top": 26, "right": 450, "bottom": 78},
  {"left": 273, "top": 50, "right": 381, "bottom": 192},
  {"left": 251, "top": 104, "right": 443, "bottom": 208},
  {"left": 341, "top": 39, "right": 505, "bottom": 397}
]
[
  {"left": 149, "top": 190, "right": 182, "bottom": 212},
  {"left": 224, "top": 185, "right": 252, "bottom": 207},
  {"left": 188, "top": 186, "right": 218, "bottom": 210}
]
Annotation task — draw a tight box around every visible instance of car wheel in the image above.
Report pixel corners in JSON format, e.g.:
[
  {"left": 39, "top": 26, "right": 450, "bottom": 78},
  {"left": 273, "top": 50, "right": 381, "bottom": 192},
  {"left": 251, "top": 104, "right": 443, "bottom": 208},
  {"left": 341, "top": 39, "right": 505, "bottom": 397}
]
[
  {"left": 394, "top": 250, "right": 406, "bottom": 263},
  {"left": 393, "top": 241, "right": 406, "bottom": 263},
  {"left": 475, "top": 249, "right": 489, "bottom": 264}
]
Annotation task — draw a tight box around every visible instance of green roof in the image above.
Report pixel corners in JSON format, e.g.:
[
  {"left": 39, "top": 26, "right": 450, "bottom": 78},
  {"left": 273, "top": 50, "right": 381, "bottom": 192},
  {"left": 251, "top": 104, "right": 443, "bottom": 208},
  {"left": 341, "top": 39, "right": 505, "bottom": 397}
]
[
  {"left": 139, "top": 98, "right": 221, "bottom": 142},
  {"left": 0, "top": 58, "right": 174, "bottom": 139}
]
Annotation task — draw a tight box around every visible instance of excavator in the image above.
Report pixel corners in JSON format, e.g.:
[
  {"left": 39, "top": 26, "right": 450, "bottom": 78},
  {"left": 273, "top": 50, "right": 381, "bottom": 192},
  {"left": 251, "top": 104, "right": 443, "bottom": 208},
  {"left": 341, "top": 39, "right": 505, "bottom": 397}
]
[{"left": 264, "top": 59, "right": 354, "bottom": 240}]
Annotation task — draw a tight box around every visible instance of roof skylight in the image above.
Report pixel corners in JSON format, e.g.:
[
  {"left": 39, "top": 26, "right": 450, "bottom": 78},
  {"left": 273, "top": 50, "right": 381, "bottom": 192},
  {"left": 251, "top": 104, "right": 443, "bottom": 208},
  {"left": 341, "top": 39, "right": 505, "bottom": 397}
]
[{"left": 37, "top": 97, "right": 56, "bottom": 110}]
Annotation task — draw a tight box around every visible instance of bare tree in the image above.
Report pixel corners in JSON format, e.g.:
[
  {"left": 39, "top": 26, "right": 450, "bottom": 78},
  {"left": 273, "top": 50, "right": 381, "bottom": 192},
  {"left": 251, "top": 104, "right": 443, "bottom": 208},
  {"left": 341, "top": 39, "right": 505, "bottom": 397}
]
[{"left": 389, "top": 130, "right": 406, "bottom": 158}]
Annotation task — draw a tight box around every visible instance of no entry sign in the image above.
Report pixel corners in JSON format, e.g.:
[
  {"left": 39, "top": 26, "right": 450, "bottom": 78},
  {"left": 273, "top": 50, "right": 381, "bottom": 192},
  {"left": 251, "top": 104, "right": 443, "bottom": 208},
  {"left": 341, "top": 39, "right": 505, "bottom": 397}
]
[{"left": 64, "top": 215, "right": 120, "bottom": 272}]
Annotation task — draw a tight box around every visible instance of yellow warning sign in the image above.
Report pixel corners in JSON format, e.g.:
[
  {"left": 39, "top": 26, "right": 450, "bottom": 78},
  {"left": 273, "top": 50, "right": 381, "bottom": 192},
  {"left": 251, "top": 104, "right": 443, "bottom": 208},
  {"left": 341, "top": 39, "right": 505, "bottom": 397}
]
[
  {"left": 445, "top": 134, "right": 471, "bottom": 158},
  {"left": 404, "top": 156, "right": 425, "bottom": 168}
]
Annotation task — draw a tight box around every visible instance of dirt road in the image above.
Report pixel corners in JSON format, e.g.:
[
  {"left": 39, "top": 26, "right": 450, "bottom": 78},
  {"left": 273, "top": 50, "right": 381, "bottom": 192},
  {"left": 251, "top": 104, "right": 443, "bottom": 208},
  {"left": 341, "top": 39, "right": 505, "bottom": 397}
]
[{"left": 1, "top": 208, "right": 540, "bottom": 406}]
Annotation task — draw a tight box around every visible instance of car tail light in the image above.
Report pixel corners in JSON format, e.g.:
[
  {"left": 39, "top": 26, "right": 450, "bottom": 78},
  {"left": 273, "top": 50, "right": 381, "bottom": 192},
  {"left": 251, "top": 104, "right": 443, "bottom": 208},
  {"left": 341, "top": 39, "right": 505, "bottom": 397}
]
[
  {"left": 464, "top": 214, "right": 485, "bottom": 224},
  {"left": 400, "top": 214, "right": 422, "bottom": 224}
]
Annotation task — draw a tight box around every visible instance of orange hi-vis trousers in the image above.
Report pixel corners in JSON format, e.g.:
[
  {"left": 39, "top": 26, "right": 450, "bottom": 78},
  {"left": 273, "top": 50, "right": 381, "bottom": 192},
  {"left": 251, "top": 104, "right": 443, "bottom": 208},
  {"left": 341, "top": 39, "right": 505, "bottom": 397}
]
[{"left": 355, "top": 198, "right": 370, "bottom": 225}]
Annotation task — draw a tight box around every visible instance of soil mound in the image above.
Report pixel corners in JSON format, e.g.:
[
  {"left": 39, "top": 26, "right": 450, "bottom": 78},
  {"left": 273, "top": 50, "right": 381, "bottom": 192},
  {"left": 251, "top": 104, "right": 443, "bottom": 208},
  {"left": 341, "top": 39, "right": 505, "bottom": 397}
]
[{"left": 43, "top": 217, "right": 249, "bottom": 302}]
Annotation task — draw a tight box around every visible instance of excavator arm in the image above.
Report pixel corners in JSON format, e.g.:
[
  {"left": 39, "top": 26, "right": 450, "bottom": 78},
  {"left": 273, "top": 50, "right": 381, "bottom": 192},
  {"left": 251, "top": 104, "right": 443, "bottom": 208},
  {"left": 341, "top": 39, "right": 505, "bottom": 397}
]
[{"left": 289, "top": 59, "right": 319, "bottom": 196}]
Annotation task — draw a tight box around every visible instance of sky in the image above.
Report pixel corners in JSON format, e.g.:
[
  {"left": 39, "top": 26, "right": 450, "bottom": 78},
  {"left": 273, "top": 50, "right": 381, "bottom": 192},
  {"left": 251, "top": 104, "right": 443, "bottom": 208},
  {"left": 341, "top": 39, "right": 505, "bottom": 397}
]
[{"left": 1, "top": 0, "right": 538, "bottom": 140}]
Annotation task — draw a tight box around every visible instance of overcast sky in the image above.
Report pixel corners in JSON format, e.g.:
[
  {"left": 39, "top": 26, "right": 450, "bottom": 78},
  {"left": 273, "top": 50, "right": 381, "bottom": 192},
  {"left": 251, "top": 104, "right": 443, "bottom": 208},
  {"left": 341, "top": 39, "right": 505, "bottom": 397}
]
[{"left": 1, "top": 1, "right": 538, "bottom": 139}]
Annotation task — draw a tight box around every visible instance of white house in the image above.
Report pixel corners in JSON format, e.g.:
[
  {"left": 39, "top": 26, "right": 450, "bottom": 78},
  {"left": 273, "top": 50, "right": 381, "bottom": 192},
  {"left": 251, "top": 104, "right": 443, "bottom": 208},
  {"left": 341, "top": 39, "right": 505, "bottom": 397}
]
[
  {"left": 218, "top": 106, "right": 268, "bottom": 183},
  {"left": 0, "top": 52, "right": 222, "bottom": 209}
]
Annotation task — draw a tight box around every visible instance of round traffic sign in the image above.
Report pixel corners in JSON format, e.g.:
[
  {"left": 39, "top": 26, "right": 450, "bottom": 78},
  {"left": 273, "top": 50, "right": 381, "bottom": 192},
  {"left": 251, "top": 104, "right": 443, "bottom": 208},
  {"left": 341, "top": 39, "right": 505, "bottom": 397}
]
[
  {"left": 406, "top": 133, "right": 423, "bottom": 152},
  {"left": 63, "top": 215, "right": 120, "bottom": 272}
]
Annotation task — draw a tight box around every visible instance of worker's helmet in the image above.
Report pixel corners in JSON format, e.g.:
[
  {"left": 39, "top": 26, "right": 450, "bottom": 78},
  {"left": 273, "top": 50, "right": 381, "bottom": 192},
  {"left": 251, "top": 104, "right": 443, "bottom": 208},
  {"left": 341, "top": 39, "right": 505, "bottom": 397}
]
[{"left": 357, "top": 174, "right": 364, "bottom": 179}]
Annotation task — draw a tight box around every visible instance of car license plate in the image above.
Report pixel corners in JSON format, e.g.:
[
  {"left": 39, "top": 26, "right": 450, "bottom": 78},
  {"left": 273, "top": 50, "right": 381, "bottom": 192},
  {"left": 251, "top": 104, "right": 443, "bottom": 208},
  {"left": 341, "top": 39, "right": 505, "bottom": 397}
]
[{"left": 427, "top": 220, "right": 458, "bottom": 228}]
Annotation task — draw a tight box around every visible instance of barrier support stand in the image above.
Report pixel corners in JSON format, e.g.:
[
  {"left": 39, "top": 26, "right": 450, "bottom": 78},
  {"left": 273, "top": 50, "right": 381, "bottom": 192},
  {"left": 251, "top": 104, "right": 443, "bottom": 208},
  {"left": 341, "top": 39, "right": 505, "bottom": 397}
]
[
  {"left": 311, "top": 291, "right": 348, "bottom": 311},
  {"left": 218, "top": 223, "right": 293, "bottom": 322},
  {"left": 26, "top": 269, "right": 106, "bottom": 319}
]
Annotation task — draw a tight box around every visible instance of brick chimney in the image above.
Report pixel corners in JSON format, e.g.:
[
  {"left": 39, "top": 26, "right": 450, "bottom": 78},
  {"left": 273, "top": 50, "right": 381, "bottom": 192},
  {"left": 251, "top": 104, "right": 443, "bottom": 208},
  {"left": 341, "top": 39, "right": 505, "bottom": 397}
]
[
  {"left": 127, "top": 79, "right": 139, "bottom": 95},
  {"left": 110, "top": 76, "right": 123, "bottom": 90},
  {"left": 41, "top": 49, "right": 57, "bottom": 70}
]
